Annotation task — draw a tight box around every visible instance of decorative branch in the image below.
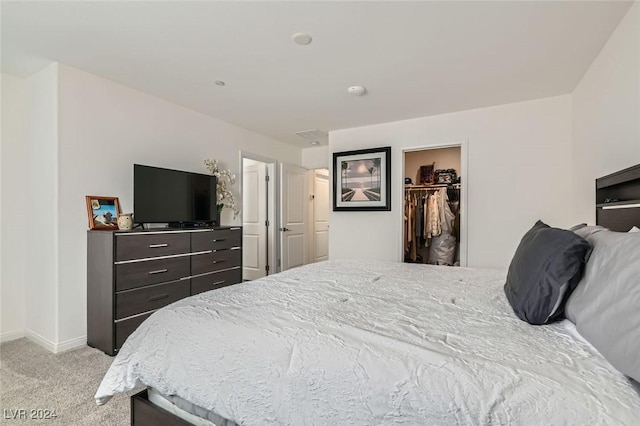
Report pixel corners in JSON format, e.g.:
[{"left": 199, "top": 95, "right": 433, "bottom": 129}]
[{"left": 204, "top": 159, "right": 240, "bottom": 219}]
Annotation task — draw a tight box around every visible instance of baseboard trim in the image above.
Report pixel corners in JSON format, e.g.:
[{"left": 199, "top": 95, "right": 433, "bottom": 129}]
[
  {"left": 25, "top": 330, "right": 86, "bottom": 353},
  {"left": 56, "top": 335, "right": 87, "bottom": 353},
  {"left": 0, "top": 330, "right": 25, "bottom": 343}
]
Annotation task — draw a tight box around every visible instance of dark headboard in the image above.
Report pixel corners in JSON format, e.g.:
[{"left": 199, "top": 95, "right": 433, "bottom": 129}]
[{"left": 596, "top": 163, "right": 640, "bottom": 232}]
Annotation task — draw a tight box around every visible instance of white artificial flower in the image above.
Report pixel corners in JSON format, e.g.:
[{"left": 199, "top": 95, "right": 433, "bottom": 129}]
[{"left": 205, "top": 158, "right": 240, "bottom": 219}]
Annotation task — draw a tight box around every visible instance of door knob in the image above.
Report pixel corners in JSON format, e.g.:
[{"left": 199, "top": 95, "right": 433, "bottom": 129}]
[{"left": 280, "top": 227, "right": 291, "bottom": 232}]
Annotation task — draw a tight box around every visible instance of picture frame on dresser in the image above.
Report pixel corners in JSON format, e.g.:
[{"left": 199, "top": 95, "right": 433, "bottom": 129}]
[{"left": 86, "top": 195, "right": 121, "bottom": 230}]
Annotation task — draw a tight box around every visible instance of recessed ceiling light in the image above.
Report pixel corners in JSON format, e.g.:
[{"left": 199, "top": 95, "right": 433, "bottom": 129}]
[
  {"left": 310, "top": 141, "right": 320, "bottom": 146},
  {"left": 214, "top": 80, "right": 225, "bottom": 86},
  {"left": 348, "top": 86, "right": 367, "bottom": 96},
  {"left": 292, "top": 32, "right": 312, "bottom": 46}
]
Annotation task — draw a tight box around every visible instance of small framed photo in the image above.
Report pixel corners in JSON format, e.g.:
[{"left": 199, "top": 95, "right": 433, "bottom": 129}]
[
  {"left": 333, "top": 146, "right": 391, "bottom": 211},
  {"left": 86, "top": 196, "right": 121, "bottom": 230}
]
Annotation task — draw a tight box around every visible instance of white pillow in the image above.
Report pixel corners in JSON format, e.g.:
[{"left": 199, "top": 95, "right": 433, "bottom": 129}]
[
  {"left": 565, "top": 231, "right": 640, "bottom": 382},
  {"left": 572, "top": 225, "right": 607, "bottom": 239}
]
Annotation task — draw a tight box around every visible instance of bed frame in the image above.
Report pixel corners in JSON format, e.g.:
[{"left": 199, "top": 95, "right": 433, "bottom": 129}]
[
  {"left": 131, "top": 389, "right": 192, "bottom": 426},
  {"left": 129, "top": 162, "right": 640, "bottom": 425},
  {"left": 596, "top": 163, "right": 640, "bottom": 231}
]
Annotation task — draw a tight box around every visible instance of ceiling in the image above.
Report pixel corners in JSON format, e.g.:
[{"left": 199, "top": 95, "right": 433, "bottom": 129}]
[{"left": 1, "top": 1, "right": 633, "bottom": 146}]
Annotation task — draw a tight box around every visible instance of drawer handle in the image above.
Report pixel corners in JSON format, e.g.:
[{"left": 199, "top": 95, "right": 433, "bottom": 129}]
[
  {"left": 148, "top": 293, "right": 169, "bottom": 302},
  {"left": 211, "top": 238, "right": 226, "bottom": 243},
  {"left": 212, "top": 280, "right": 226, "bottom": 286},
  {"left": 149, "top": 243, "right": 168, "bottom": 248},
  {"left": 148, "top": 269, "right": 168, "bottom": 275},
  {"left": 211, "top": 260, "right": 226, "bottom": 265}
]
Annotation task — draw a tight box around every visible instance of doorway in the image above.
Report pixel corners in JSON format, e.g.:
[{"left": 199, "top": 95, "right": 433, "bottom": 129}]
[
  {"left": 402, "top": 143, "right": 467, "bottom": 266},
  {"left": 240, "top": 156, "right": 330, "bottom": 278},
  {"left": 241, "top": 154, "right": 276, "bottom": 280},
  {"left": 307, "top": 168, "right": 330, "bottom": 264}
]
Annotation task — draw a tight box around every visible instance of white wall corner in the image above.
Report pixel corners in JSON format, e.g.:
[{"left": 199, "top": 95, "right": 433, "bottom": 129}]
[
  {"left": 25, "top": 62, "right": 60, "bottom": 344},
  {"left": 570, "top": 1, "right": 640, "bottom": 225},
  {"left": 24, "top": 329, "right": 58, "bottom": 353},
  {"left": 1, "top": 73, "right": 29, "bottom": 338}
]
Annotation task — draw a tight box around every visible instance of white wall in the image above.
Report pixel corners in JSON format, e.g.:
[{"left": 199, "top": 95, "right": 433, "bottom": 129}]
[
  {"left": 301, "top": 145, "right": 329, "bottom": 170},
  {"left": 572, "top": 2, "right": 640, "bottom": 225},
  {"left": 56, "top": 64, "right": 302, "bottom": 343},
  {"left": 329, "top": 95, "right": 573, "bottom": 269},
  {"left": 25, "top": 64, "right": 60, "bottom": 347},
  {"left": 1, "top": 73, "right": 29, "bottom": 341}
]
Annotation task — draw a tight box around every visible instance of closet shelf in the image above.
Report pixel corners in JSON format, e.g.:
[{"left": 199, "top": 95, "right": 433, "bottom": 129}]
[{"left": 405, "top": 184, "right": 460, "bottom": 190}]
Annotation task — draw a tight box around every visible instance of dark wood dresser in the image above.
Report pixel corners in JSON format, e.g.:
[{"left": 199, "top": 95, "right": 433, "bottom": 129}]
[{"left": 87, "top": 227, "right": 242, "bottom": 355}]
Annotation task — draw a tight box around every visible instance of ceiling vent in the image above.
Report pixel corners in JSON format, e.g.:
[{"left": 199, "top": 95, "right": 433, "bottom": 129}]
[{"left": 295, "top": 129, "right": 327, "bottom": 140}]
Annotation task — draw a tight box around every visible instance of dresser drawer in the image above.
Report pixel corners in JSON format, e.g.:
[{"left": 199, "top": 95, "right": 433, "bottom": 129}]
[
  {"left": 115, "top": 312, "right": 153, "bottom": 349},
  {"left": 191, "top": 229, "right": 241, "bottom": 252},
  {"left": 116, "top": 256, "right": 190, "bottom": 291},
  {"left": 191, "top": 268, "right": 242, "bottom": 295},
  {"left": 191, "top": 248, "right": 241, "bottom": 275},
  {"left": 116, "top": 233, "right": 190, "bottom": 261},
  {"left": 116, "top": 279, "right": 190, "bottom": 320}
]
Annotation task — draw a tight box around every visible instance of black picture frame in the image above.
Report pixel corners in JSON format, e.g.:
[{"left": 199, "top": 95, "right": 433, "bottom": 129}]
[{"left": 333, "top": 146, "right": 391, "bottom": 211}]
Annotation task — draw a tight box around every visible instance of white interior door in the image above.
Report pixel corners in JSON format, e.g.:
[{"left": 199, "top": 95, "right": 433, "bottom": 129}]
[
  {"left": 242, "top": 162, "right": 267, "bottom": 280},
  {"left": 280, "top": 163, "right": 307, "bottom": 271},
  {"left": 312, "top": 169, "right": 329, "bottom": 262}
]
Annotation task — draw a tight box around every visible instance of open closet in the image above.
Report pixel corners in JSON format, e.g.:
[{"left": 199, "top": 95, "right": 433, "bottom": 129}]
[{"left": 403, "top": 146, "right": 462, "bottom": 266}]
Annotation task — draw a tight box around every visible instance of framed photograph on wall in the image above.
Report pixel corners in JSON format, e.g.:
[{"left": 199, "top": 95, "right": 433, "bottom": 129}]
[
  {"left": 333, "top": 146, "right": 391, "bottom": 211},
  {"left": 86, "top": 196, "right": 121, "bottom": 230}
]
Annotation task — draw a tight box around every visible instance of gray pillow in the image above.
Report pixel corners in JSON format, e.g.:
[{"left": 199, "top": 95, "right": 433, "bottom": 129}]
[
  {"left": 504, "top": 220, "right": 592, "bottom": 325},
  {"left": 565, "top": 231, "right": 640, "bottom": 382},
  {"left": 572, "top": 224, "right": 608, "bottom": 239},
  {"left": 569, "top": 223, "right": 588, "bottom": 232}
]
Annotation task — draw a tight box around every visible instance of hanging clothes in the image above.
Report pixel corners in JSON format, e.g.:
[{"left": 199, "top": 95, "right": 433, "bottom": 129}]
[
  {"left": 438, "top": 188, "right": 456, "bottom": 235},
  {"left": 416, "top": 197, "right": 424, "bottom": 240},
  {"left": 404, "top": 185, "right": 461, "bottom": 265},
  {"left": 410, "top": 197, "right": 417, "bottom": 261},
  {"left": 428, "top": 188, "right": 457, "bottom": 265},
  {"left": 426, "top": 192, "right": 440, "bottom": 238},
  {"left": 404, "top": 194, "right": 411, "bottom": 253},
  {"left": 423, "top": 196, "right": 428, "bottom": 241}
]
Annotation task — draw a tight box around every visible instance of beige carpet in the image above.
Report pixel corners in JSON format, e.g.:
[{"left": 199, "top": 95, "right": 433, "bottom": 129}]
[{"left": 1, "top": 338, "right": 137, "bottom": 425}]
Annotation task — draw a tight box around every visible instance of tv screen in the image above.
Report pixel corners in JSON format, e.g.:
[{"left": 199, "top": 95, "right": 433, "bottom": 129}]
[{"left": 134, "top": 164, "right": 218, "bottom": 225}]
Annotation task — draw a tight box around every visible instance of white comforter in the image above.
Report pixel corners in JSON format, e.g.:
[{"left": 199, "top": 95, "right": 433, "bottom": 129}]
[{"left": 96, "top": 260, "right": 640, "bottom": 425}]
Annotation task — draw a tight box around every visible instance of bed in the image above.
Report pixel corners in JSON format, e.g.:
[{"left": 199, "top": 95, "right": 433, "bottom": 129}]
[
  {"left": 95, "top": 259, "right": 640, "bottom": 424},
  {"left": 95, "top": 164, "right": 640, "bottom": 425}
]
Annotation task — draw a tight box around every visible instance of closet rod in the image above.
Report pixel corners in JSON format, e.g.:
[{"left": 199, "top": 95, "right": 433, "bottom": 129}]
[{"left": 404, "top": 186, "right": 460, "bottom": 192}]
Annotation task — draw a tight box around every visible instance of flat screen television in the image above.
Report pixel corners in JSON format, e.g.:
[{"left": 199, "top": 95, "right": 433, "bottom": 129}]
[{"left": 134, "top": 164, "right": 218, "bottom": 227}]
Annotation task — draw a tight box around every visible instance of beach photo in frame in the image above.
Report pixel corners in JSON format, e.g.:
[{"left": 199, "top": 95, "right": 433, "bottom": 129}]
[
  {"left": 333, "top": 146, "right": 391, "bottom": 211},
  {"left": 86, "top": 196, "right": 121, "bottom": 230}
]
